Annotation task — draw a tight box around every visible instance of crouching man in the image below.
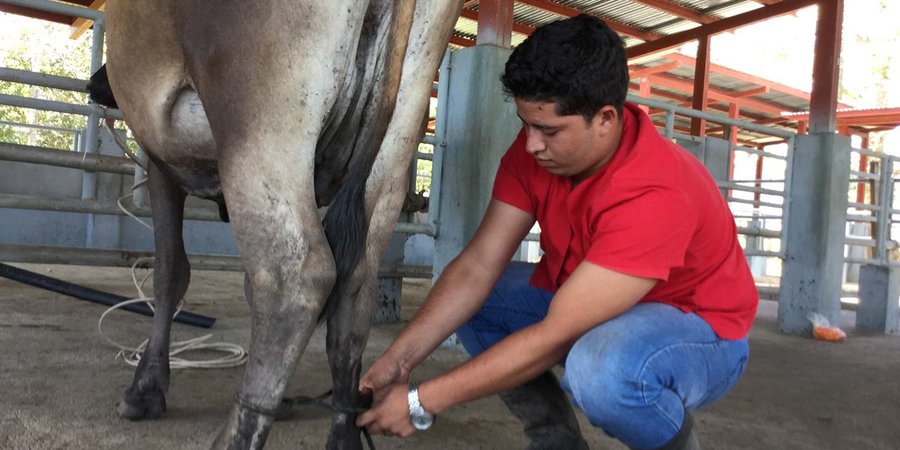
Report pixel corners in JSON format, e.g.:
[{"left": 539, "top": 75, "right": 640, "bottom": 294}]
[{"left": 357, "top": 14, "right": 757, "bottom": 450}]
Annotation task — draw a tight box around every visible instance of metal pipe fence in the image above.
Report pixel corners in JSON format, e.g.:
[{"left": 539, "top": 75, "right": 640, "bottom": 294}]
[
  {"left": 843, "top": 147, "right": 900, "bottom": 270},
  {"left": 629, "top": 95, "right": 795, "bottom": 265}
]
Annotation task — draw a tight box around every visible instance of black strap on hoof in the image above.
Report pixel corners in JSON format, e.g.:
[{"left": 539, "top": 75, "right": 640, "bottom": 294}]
[{"left": 283, "top": 389, "right": 376, "bottom": 450}]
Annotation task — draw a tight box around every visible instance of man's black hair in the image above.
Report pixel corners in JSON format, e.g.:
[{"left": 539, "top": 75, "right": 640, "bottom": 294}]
[{"left": 501, "top": 14, "right": 629, "bottom": 120}]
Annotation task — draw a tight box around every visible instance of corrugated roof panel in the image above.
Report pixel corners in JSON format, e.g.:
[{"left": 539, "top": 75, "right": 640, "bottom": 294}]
[
  {"left": 709, "top": 73, "right": 752, "bottom": 91},
  {"left": 704, "top": 0, "right": 761, "bottom": 18},
  {"left": 678, "top": 0, "right": 751, "bottom": 13},
  {"left": 512, "top": 3, "right": 561, "bottom": 27},
  {"left": 649, "top": 20, "right": 701, "bottom": 36},
  {"left": 560, "top": 0, "right": 674, "bottom": 29},
  {"left": 761, "top": 92, "right": 809, "bottom": 111},
  {"left": 455, "top": 16, "right": 478, "bottom": 37}
]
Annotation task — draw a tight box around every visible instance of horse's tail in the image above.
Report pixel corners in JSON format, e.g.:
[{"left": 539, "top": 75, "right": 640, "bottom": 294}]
[
  {"left": 317, "top": 0, "right": 413, "bottom": 324},
  {"left": 86, "top": 64, "right": 119, "bottom": 109}
]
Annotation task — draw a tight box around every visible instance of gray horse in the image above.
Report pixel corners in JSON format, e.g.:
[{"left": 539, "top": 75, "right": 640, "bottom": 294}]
[{"left": 100, "top": 1, "right": 462, "bottom": 448}]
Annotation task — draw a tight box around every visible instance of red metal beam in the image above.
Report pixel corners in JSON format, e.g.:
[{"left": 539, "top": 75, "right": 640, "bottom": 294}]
[
  {"left": 808, "top": 0, "right": 844, "bottom": 133},
  {"left": 459, "top": 7, "right": 535, "bottom": 38},
  {"left": 449, "top": 35, "right": 476, "bottom": 47},
  {"left": 837, "top": 114, "right": 900, "bottom": 127},
  {"left": 647, "top": 74, "right": 791, "bottom": 116},
  {"left": 626, "top": 0, "right": 818, "bottom": 60},
  {"left": 628, "top": 82, "right": 773, "bottom": 121},
  {"left": 781, "top": 108, "right": 900, "bottom": 124},
  {"left": 516, "top": 0, "right": 662, "bottom": 42},
  {"left": 662, "top": 53, "right": 853, "bottom": 108},
  {"left": 691, "top": 35, "right": 711, "bottom": 136},
  {"left": 732, "top": 86, "right": 770, "bottom": 97},
  {"left": 630, "top": 0, "right": 718, "bottom": 24},
  {"left": 629, "top": 60, "right": 681, "bottom": 78}
]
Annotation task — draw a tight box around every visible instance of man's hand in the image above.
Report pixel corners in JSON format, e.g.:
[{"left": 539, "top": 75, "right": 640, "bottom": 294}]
[
  {"left": 356, "top": 382, "right": 416, "bottom": 437},
  {"left": 359, "top": 355, "right": 409, "bottom": 395}
]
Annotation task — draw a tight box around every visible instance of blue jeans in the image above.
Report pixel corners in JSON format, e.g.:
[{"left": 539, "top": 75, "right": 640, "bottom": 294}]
[{"left": 456, "top": 262, "right": 749, "bottom": 449}]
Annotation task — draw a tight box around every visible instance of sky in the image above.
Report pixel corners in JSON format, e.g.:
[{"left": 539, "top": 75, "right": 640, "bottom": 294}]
[{"left": 696, "top": 2, "right": 900, "bottom": 108}]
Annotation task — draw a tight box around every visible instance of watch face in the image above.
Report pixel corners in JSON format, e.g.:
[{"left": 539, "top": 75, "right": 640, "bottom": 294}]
[{"left": 411, "top": 413, "right": 434, "bottom": 430}]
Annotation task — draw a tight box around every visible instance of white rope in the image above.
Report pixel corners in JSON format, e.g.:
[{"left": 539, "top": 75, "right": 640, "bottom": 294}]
[
  {"left": 117, "top": 179, "right": 153, "bottom": 231},
  {"left": 97, "top": 186, "right": 248, "bottom": 369}
]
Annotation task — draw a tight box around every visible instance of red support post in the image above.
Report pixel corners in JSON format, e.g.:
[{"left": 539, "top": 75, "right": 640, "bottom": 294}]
[
  {"left": 476, "top": 0, "right": 515, "bottom": 48},
  {"left": 857, "top": 133, "right": 871, "bottom": 205},
  {"left": 857, "top": 154, "right": 868, "bottom": 204},
  {"left": 639, "top": 77, "right": 651, "bottom": 114},
  {"left": 690, "top": 34, "right": 711, "bottom": 137},
  {"left": 808, "top": 0, "right": 844, "bottom": 134},
  {"left": 754, "top": 145, "right": 765, "bottom": 205},
  {"left": 728, "top": 103, "right": 739, "bottom": 199}
]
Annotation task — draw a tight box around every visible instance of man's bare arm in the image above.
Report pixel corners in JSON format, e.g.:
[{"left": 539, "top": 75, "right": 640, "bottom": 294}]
[{"left": 361, "top": 200, "right": 535, "bottom": 390}]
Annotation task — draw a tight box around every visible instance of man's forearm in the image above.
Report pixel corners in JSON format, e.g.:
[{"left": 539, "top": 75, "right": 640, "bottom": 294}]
[
  {"left": 384, "top": 252, "right": 500, "bottom": 370},
  {"left": 418, "top": 320, "right": 569, "bottom": 414}
]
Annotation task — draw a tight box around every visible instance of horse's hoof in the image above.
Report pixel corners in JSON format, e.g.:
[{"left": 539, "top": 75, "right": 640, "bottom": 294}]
[
  {"left": 326, "top": 420, "right": 364, "bottom": 450},
  {"left": 117, "top": 386, "right": 166, "bottom": 420}
]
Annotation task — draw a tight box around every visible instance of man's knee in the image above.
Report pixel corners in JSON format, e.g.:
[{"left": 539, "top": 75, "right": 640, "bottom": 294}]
[{"left": 563, "top": 331, "right": 645, "bottom": 426}]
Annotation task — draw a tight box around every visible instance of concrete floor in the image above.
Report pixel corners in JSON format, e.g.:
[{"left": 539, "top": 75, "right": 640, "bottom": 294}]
[{"left": 1, "top": 264, "right": 899, "bottom": 449}]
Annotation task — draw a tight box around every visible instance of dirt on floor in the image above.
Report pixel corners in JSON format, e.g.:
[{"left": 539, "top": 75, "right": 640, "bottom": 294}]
[{"left": 1, "top": 264, "right": 899, "bottom": 450}]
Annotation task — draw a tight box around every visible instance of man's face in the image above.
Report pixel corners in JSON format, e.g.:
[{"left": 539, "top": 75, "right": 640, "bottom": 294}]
[{"left": 514, "top": 98, "right": 621, "bottom": 184}]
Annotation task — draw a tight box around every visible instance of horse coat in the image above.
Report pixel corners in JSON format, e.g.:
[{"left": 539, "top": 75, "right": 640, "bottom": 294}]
[{"left": 100, "top": 1, "right": 462, "bottom": 448}]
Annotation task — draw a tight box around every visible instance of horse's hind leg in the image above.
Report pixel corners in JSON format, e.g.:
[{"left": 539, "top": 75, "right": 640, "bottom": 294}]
[
  {"left": 119, "top": 159, "right": 190, "bottom": 420},
  {"left": 326, "top": 266, "right": 379, "bottom": 450}
]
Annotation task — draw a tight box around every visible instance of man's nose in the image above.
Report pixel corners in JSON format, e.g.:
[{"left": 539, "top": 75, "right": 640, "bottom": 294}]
[{"left": 524, "top": 131, "right": 545, "bottom": 155}]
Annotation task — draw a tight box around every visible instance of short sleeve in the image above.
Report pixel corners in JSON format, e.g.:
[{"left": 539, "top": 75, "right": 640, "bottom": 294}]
[
  {"left": 584, "top": 188, "right": 696, "bottom": 281},
  {"left": 491, "top": 129, "right": 535, "bottom": 214}
]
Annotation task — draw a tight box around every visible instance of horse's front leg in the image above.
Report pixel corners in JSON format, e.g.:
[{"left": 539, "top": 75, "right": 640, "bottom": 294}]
[{"left": 119, "top": 159, "right": 189, "bottom": 420}]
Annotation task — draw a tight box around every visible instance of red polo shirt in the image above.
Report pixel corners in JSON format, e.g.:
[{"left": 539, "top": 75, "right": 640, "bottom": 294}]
[{"left": 492, "top": 102, "right": 758, "bottom": 340}]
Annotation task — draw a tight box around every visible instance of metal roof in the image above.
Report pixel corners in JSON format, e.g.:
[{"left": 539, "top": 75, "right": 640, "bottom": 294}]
[{"left": 451, "top": 0, "right": 898, "bottom": 144}]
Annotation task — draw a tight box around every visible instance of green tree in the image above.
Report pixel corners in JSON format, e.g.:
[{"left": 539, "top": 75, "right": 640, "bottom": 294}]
[{"left": 0, "top": 17, "right": 94, "bottom": 151}]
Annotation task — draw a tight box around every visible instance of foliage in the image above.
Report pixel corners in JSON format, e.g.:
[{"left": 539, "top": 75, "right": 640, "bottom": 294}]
[{"left": 0, "top": 17, "right": 94, "bottom": 150}]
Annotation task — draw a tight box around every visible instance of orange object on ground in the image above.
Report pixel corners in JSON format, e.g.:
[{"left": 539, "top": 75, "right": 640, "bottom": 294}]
[
  {"left": 812, "top": 325, "right": 846, "bottom": 342},
  {"left": 808, "top": 312, "right": 846, "bottom": 343}
]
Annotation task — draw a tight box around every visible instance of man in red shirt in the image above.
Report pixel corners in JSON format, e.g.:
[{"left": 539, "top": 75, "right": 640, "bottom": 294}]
[{"left": 357, "top": 14, "right": 757, "bottom": 450}]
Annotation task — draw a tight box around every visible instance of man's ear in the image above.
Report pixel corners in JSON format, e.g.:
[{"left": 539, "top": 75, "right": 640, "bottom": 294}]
[{"left": 594, "top": 105, "right": 619, "bottom": 134}]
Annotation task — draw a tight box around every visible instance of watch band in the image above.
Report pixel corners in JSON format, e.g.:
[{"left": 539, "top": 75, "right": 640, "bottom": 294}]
[{"left": 407, "top": 383, "right": 435, "bottom": 430}]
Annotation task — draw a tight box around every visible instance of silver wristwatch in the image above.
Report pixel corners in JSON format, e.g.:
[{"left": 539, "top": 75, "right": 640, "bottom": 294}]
[{"left": 407, "top": 383, "right": 435, "bottom": 430}]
